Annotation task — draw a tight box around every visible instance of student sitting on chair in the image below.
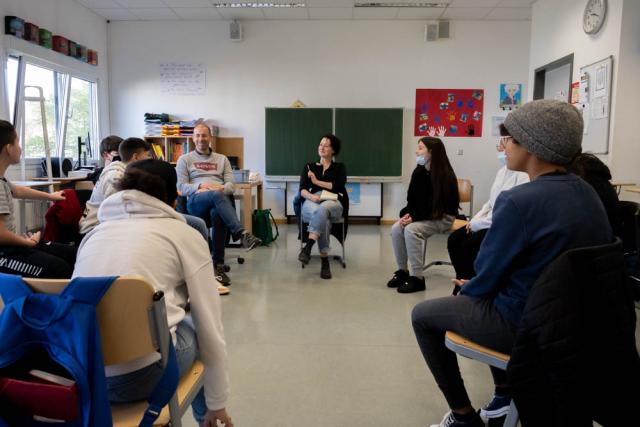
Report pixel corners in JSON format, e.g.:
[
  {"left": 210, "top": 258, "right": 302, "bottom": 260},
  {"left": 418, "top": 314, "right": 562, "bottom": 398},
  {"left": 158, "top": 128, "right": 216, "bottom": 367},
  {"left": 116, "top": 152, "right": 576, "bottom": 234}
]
[
  {"left": 177, "top": 123, "right": 261, "bottom": 286},
  {"left": 73, "top": 159, "right": 233, "bottom": 427},
  {"left": 411, "top": 100, "right": 612, "bottom": 427},
  {"left": 0, "top": 120, "right": 76, "bottom": 278},
  {"left": 297, "top": 134, "right": 347, "bottom": 279},
  {"left": 87, "top": 135, "right": 122, "bottom": 184},
  {"left": 447, "top": 139, "right": 528, "bottom": 295},
  {"left": 387, "top": 137, "right": 459, "bottom": 293}
]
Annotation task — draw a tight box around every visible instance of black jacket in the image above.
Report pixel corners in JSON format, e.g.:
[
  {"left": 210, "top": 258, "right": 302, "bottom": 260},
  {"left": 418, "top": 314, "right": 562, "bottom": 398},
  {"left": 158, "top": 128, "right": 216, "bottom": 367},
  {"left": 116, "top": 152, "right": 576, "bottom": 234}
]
[
  {"left": 299, "top": 162, "right": 348, "bottom": 212},
  {"left": 507, "top": 239, "right": 640, "bottom": 426},
  {"left": 579, "top": 157, "right": 621, "bottom": 237},
  {"left": 399, "top": 166, "right": 458, "bottom": 221}
]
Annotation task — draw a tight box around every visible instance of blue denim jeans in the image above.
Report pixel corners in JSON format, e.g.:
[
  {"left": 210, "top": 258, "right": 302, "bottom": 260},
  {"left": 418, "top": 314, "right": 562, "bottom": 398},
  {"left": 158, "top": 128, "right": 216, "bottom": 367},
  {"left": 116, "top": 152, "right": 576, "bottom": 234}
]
[
  {"left": 187, "top": 190, "right": 243, "bottom": 265},
  {"left": 107, "top": 320, "right": 207, "bottom": 423},
  {"left": 182, "top": 213, "right": 209, "bottom": 243},
  {"left": 301, "top": 196, "right": 343, "bottom": 253}
]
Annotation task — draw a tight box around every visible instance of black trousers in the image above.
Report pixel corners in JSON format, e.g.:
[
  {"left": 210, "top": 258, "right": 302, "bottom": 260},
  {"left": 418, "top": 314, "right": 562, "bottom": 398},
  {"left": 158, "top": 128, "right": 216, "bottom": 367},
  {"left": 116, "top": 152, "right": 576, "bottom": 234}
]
[
  {"left": 447, "top": 227, "right": 488, "bottom": 280},
  {"left": 0, "top": 241, "right": 77, "bottom": 279}
]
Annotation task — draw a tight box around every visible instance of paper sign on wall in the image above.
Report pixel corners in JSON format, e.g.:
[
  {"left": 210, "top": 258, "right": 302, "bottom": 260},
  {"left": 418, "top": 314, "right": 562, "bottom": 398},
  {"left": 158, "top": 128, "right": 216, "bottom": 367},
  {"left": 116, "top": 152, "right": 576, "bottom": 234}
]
[{"left": 160, "top": 62, "right": 206, "bottom": 96}]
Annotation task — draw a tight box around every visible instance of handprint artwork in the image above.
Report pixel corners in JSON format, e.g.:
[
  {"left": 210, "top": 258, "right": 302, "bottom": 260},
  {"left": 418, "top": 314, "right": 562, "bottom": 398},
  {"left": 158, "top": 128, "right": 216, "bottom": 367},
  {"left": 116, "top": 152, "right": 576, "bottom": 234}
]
[{"left": 415, "top": 88, "right": 484, "bottom": 137}]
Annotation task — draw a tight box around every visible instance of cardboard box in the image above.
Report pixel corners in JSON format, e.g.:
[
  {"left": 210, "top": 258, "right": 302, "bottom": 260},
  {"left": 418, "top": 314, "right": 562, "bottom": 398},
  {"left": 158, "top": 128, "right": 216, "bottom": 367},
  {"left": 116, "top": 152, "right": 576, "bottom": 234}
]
[
  {"left": 4, "top": 16, "right": 24, "bottom": 38},
  {"left": 88, "top": 49, "right": 98, "bottom": 66},
  {"left": 52, "top": 35, "right": 69, "bottom": 55},
  {"left": 39, "top": 28, "right": 52, "bottom": 49},
  {"left": 76, "top": 45, "right": 88, "bottom": 62},
  {"left": 24, "top": 22, "right": 39, "bottom": 43},
  {"left": 68, "top": 40, "right": 77, "bottom": 57}
]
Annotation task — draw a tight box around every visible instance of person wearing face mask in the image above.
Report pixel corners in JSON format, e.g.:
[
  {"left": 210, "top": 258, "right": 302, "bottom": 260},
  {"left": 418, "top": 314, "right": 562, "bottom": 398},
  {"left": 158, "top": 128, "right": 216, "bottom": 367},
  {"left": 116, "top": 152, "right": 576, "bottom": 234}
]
[
  {"left": 446, "top": 138, "right": 529, "bottom": 294},
  {"left": 387, "top": 137, "right": 459, "bottom": 293}
]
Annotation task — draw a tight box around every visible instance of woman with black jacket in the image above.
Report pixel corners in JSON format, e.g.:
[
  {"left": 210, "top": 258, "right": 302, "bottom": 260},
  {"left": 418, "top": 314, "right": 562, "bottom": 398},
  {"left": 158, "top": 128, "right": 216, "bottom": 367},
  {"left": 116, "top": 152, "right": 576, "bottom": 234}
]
[{"left": 387, "top": 137, "right": 459, "bottom": 293}]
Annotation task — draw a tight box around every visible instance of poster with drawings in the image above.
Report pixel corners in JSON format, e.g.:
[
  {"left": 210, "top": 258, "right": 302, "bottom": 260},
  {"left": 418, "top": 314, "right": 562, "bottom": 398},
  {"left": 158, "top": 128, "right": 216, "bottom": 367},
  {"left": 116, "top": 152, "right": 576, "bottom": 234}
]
[
  {"left": 414, "top": 89, "right": 484, "bottom": 137},
  {"left": 160, "top": 62, "right": 206, "bottom": 96}
]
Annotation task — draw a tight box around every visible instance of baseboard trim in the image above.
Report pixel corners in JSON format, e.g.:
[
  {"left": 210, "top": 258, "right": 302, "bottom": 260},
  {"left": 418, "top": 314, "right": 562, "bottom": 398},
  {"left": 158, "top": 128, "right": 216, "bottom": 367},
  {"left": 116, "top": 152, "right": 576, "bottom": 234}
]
[{"left": 380, "top": 219, "right": 396, "bottom": 225}]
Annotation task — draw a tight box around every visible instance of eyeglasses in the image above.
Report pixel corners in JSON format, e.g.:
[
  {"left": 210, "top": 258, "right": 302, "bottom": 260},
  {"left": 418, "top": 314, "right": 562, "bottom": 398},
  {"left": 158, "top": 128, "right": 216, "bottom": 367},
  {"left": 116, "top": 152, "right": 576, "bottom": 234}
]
[{"left": 496, "top": 136, "right": 512, "bottom": 149}]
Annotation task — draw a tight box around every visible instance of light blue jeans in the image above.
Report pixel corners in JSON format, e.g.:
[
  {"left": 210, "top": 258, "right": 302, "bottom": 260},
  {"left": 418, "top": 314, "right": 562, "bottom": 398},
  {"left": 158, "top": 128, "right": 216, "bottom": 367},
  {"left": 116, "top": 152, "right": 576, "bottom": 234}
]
[
  {"left": 183, "top": 213, "right": 209, "bottom": 242},
  {"left": 107, "top": 320, "right": 207, "bottom": 423},
  {"left": 301, "top": 195, "right": 343, "bottom": 253}
]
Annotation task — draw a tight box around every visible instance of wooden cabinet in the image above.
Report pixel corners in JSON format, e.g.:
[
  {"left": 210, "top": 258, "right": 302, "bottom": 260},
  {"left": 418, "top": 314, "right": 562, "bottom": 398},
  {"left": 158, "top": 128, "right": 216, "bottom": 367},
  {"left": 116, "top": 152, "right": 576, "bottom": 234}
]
[{"left": 144, "top": 136, "right": 244, "bottom": 167}]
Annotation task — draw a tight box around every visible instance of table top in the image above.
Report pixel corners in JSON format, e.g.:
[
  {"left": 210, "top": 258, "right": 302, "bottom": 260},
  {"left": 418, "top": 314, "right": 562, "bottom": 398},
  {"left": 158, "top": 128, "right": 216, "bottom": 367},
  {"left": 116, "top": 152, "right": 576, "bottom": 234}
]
[
  {"left": 610, "top": 181, "right": 636, "bottom": 187},
  {"left": 624, "top": 186, "right": 640, "bottom": 194},
  {"left": 31, "top": 176, "right": 88, "bottom": 182},
  {"left": 14, "top": 180, "right": 55, "bottom": 188}
]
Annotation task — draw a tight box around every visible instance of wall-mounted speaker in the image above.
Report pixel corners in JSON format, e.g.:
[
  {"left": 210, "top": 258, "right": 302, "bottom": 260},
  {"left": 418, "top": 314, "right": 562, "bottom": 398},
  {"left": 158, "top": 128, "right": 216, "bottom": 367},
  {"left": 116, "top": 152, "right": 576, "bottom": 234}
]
[
  {"left": 425, "top": 23, "right": 438, "bottom": 42},
  {"left": 438, "top": 20, "right": 450, "bottom": 39},
  {"left": 230, "top": 20, "right": 242, "bottom": 42},
  {"left": 425, "top": 20, "right": 451, "bottom": 42}
]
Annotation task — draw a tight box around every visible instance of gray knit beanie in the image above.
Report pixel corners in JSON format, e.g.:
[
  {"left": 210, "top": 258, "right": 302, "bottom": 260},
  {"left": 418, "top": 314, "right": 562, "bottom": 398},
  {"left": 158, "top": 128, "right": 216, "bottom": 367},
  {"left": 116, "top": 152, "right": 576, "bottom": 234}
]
[{"left": 503, "top": 99, "right": 583, "bottom": 165}]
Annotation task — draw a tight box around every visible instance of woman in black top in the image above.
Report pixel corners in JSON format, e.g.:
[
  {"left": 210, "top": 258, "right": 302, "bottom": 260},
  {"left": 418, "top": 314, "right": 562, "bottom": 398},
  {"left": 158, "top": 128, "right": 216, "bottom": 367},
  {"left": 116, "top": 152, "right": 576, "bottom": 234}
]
[
  {"left": 387, "top": 137, "right": 459, "bottom": 293},
  {"left": 297, "top": 134, "right": 347, "bottom": 279}
]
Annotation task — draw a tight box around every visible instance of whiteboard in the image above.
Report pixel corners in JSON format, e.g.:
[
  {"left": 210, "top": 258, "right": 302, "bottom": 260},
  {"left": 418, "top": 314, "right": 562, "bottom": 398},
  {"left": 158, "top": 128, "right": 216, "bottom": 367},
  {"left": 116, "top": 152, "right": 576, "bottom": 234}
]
[{"left": 578, "top": 56, "right": 613, "bottom": 154}]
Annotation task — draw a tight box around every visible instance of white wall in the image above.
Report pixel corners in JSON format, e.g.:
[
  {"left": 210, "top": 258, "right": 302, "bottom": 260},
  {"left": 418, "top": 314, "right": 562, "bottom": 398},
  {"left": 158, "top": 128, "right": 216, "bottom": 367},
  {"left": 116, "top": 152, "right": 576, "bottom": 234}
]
[
  {"left": 0, "top": 0, "right": 110, "bottom": 139},
  {"left": 109, "top": 20, "right": 530, "bottom": 220}
]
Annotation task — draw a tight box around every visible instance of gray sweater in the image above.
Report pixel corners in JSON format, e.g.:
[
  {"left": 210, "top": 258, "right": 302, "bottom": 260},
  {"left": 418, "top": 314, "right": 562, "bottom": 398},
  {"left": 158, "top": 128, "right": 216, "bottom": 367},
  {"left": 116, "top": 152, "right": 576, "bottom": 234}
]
[{"left": 176, "top": 150, "right": 235, "bottom": 197}]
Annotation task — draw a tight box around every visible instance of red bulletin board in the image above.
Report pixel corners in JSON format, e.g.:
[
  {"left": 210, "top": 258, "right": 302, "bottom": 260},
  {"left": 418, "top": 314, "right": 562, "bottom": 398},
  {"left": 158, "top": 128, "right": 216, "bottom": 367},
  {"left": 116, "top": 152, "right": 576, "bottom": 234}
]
[{"left": 414, "top": 89, "right": 484, "bottom": 137}]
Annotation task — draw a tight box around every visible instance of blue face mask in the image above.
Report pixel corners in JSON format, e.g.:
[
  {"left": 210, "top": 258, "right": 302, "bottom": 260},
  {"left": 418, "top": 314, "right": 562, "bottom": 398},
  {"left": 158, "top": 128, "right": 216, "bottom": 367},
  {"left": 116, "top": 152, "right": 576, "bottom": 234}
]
[
  {"left": 416, "top": 155, "right": 426, "bottom": 166},
  {"left": 497, "top": 152, "right": 507, "bottom": 166}
]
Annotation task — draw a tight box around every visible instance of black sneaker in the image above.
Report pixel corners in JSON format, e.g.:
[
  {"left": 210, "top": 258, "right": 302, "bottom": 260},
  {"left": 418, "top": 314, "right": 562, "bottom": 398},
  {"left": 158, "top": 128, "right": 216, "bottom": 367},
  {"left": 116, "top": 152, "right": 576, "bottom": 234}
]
[
  {"left": 215, "top": 265, "right": 231, "bottom": 286},
  {"left": 430, "top": 411, "right": 485, "bottom": 427},
  {"left": 479, "top": 394, "right": 511, "bottom": 418},
  {"left": 387, "top": 269, "right": 409, "bottom": 288},
  {"left": 320, "top": 257, "right": 331, "bottom": 279},
  {"left": 397, "top": 276, "right": 426, "bottom": 293},
  {"left": 241, "top": 232, "right": 262, "bottom": 251},
  {"left": 298, "top": 245, "right": 312, "bottom": 265}
]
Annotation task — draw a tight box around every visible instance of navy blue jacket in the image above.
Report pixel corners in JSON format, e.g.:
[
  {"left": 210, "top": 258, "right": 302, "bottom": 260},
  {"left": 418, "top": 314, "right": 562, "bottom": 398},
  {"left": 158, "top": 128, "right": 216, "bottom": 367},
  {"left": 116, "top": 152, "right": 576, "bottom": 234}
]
[{"left": 460, "top": 173, "right": 612, "bottom": 328}]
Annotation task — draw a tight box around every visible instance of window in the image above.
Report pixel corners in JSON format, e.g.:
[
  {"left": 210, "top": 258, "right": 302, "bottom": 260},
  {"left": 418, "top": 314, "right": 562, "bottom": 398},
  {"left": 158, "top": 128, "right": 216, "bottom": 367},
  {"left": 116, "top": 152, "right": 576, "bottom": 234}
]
[{"left": 3, "top": 54, "right": 99, "bottom": 164}]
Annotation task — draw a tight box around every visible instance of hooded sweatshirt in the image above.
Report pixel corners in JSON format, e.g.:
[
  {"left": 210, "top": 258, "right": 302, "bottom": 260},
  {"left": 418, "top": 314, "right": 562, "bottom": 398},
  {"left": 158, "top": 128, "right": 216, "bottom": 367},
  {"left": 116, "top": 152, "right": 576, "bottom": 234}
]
[
  {"left": 78, "top": 160, "right": 126, "bottom": 235},
  {"left": 73, "top": 189, "right": 229, "bottom": 410}
]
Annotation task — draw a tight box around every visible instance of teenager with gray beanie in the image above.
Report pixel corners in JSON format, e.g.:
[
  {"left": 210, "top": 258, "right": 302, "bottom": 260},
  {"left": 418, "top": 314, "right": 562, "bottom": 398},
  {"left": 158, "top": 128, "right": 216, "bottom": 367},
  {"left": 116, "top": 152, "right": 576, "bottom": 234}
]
[{"left": 411, "top": 99, "right": 612, "bottom": 427}]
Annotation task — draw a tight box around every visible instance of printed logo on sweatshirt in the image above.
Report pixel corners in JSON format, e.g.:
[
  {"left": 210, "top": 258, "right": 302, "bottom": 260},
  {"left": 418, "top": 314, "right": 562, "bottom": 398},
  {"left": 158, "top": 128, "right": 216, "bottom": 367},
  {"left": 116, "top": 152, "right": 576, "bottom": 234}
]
[{"left": 194, "top": 162, "right": 218, "bottom": 171}]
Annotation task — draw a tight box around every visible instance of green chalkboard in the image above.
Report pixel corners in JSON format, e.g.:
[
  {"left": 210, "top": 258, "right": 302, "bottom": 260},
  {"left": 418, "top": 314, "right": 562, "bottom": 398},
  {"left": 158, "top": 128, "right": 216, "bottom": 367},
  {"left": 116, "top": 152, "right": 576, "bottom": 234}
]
[
  {"left": 265, "top": 107, "right": 403, "bottom": 178},
  {"left": 335, "top": 108, "right": 403, "bottom": 177},
  {"left": 265, "top": 108, "right": 333, "bottom": 177}
]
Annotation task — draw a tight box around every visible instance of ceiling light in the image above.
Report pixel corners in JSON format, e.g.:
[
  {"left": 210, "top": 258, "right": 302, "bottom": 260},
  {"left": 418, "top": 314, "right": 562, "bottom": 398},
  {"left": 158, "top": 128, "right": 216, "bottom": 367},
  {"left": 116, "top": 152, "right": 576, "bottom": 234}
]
[
  {"left": 211, "top": 2, "right": 306, "bottom": 7},
  {"left": 354, "top": 2, "right": 448, "bottom": 7}
]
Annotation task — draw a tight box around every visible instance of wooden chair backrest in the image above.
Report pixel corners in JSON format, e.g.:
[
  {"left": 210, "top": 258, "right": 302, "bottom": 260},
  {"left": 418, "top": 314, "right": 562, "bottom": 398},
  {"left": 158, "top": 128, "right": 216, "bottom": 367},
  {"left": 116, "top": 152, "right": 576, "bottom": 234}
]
[
  {"left": 23, "top": 276, "right": 157, "bottom": 366},
  {"left": 457, "top": 178, "right": 472, "bottom": 204}
]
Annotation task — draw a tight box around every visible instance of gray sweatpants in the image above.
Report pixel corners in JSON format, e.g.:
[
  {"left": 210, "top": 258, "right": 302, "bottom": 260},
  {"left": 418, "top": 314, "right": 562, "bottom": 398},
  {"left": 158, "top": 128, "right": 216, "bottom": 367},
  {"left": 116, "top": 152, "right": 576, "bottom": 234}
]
[{"left": 390, "top": 215, "right": 454, "bottom": 277}]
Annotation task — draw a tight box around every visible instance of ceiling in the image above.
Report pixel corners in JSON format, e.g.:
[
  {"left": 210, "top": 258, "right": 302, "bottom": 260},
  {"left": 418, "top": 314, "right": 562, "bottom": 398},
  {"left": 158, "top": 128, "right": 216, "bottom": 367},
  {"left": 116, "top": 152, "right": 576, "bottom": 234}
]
[{"left": 74, "top": 0, "right": 535, "bottom": 22}]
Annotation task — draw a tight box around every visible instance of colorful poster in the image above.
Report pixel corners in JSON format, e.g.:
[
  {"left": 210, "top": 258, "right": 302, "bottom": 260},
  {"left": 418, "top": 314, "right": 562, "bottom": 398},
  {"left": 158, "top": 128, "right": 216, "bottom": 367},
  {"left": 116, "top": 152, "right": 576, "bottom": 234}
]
[
  {"left": 415, "top": 89, "right": 484, "bottom": 137},
  {"left": 499, "top": 83, "right": 522, "bottom": 109},
  {"left": 346, "top": 183, "right": 360, "bottom": 204}
]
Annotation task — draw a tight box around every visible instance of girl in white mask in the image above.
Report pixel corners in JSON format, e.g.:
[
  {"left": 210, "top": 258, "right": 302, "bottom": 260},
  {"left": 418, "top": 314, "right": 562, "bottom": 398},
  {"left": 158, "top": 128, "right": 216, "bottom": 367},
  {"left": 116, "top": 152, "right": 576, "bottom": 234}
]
[{"left": 447, "top": 135, "right": 529, "bottom": 295}]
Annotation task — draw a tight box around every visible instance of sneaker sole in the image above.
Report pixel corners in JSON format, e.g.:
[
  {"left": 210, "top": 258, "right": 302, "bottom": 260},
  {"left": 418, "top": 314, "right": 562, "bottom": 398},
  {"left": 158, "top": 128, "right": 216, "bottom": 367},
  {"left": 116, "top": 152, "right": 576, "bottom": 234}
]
[
  {"left": 218, "top": 288, "right": 230, "bottom": 295},
  {"left": 480, "top": 406, "right": 510, "bottom": 418},
  {"left": 244, "top": 241, "right": 261, "bottom": 252}
]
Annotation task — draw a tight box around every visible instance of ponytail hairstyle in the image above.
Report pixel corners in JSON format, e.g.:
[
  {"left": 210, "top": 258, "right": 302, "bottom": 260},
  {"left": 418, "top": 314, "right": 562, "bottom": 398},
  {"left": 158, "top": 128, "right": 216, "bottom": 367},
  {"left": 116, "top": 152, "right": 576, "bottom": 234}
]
[
  {"left": 419, "top": 137, "right": 459, "bottom": 218},
  {"left": 117, "top": 159, "right": 178, "bottom": 206},
  {"left": 0, "top": 120, "right": 17, "bottom": 153}
]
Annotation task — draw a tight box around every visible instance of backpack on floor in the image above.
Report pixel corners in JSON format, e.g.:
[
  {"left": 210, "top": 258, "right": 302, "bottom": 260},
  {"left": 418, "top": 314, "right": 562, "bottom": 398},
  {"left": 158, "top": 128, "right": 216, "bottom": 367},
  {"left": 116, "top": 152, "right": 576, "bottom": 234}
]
[{"left": 252, "top": 208, "right": 279, "bottom": 246}]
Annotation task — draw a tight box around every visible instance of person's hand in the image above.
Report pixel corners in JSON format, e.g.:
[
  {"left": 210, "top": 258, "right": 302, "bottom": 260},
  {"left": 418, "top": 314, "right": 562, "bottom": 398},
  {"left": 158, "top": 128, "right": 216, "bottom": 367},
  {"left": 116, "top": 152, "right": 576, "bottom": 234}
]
[
  {"left": 49, "top": 191, "right": 66, "bottom": 201},
  {"left": 452, "top": 278, "right": 468, "bottom": 288},
  {"left": 25, "top": 231, "right": 41, "bottom": 247},
  {"left": 437, "top": 125, "right": 447, "bottom": 137},
  {"left": 311, "top": 194, "right": 321, "bottom": 203},
  {"left": 307, "top": 170, "right": 318, "bottom": 185},
  {"left": 427, "top": 126, "right": 437, "bottom": 137},
  {"left": 465, "top": 222, "right": 472, "bottom": 234},
  {"left": 200, "top": 408, "right": 233, "bottom": 427},
  {"left": 399, "top": 214, "right": 412, "bottom": 227},
  {"left": 199, "top": 182, "right": 225, "bottom": 192}
]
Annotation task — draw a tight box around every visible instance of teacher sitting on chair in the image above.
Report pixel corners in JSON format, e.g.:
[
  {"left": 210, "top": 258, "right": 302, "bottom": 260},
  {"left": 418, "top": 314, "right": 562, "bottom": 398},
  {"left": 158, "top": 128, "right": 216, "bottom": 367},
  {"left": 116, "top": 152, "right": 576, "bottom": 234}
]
[{"left": 297, "top": 134, "right": 347, "bottom": 280}]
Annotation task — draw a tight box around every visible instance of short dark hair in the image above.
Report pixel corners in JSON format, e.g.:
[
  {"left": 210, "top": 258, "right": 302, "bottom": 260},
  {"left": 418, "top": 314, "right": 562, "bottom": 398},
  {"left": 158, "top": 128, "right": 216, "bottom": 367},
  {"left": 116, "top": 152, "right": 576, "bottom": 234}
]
[
  {"left": 322, "top": 134, "right": 341, "bottom": 156},
  {"left": 117, "top": 159, "right": 178, "bottom": 207},
  {"left": 0, "top": 120, "right": 17, "bottom": 153},
  {"left": 118, "top": 137, "right": 151, "bottom": 162},
  {"left": 100, "top": 135, "right": 123, "bottom": 155}
]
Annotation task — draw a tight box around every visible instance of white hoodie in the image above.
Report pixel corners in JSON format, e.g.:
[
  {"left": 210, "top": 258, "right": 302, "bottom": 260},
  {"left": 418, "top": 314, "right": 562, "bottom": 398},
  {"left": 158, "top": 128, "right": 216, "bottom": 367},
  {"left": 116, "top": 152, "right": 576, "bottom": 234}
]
[{"left": 73, "top": 189, "right": 229, "bottom": 411}]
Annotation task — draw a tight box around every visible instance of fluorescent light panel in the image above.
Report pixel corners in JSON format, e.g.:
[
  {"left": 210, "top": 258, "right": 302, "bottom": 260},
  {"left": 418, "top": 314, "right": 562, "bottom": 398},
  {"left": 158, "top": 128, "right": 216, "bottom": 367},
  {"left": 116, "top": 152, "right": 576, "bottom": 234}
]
[
  {"left": 212, "top": 2, "right": 306, "bottom": 6},
  {"left": 355, "top": 2, "right": 448, "bottom": 7}
]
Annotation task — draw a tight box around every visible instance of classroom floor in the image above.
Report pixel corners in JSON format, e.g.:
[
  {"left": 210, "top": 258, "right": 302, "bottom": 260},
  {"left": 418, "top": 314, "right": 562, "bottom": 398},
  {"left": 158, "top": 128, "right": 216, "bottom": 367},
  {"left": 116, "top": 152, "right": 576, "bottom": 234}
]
[{"left": 181, "top": 224, "right": 500, "bottom": 427}]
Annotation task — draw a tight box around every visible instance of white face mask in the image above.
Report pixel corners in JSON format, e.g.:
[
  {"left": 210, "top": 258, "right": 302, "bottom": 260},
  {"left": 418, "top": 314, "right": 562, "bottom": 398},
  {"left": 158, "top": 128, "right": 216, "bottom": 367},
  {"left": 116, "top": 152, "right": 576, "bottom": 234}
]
[
  {"left": 497, "top": 152, "right": 507, "bottom": 166},
  {"left": 416, "top": 155, "right": 426, "bottom": 166}
]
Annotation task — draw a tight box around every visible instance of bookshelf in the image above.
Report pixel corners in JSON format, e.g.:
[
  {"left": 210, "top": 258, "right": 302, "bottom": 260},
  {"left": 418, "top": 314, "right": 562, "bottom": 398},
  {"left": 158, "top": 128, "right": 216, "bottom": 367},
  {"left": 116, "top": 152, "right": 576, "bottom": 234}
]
[{"left": 143, "top": 136, "right": 244, "bottom": 167}]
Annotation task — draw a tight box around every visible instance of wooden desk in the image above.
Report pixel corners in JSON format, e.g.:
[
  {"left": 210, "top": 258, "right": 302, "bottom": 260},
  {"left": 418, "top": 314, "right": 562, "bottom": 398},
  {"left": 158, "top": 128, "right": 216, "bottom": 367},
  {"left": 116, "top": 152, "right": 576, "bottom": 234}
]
[
  {"left": 611, "top": 181, "right": 636, "bottom": 195},
  {"left": 235, "top": 181, "right": 263, "bottom": 233},
  {"left": 624, "top": 186, "right": 640, "bottom": 194},
  {"left": 14, "top": 181, "right": 55, "bottom": 188}
]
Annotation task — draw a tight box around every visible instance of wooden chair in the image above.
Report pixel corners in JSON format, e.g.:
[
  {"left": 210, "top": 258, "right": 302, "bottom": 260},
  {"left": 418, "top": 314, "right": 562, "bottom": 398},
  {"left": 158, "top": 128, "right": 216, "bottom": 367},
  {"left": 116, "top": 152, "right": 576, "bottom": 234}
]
[
  {"left": 424, "top": 178, "right": 474, "bottom": 270},
  {"left": 444, "top": 332, "right": 519, "bottom": 427},
  {"left": 23, "top": 276, "right": 204, "bottom": 427}
]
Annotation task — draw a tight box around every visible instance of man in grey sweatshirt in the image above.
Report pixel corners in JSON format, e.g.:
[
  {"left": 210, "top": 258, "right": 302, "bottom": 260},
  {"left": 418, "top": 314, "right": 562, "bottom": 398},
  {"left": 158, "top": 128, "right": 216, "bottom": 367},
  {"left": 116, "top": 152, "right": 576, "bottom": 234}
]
[{"left": 177, "top": 124, "right": 261, "bottom": 284}]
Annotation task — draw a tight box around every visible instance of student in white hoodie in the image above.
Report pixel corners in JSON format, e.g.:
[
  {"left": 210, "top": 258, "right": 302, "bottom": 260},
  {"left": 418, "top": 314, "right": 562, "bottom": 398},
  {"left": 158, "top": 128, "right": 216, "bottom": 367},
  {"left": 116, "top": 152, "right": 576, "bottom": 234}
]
[
  {"left": 446, "top": 137, "right": 529, "bottom": 295},
  {"left": 73, "top": 159, "right": 233, "bottom": 427}
]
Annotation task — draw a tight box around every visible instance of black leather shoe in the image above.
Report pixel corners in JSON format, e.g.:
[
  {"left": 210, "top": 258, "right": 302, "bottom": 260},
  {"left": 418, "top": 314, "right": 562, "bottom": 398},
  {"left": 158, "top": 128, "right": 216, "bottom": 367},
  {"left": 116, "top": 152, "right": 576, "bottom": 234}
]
[
  {"left": 387, "top": 269, "right": 409, "bottom": 288},
  {"left": 298, "top": 245, "right": 311, "bottom": 265},
  {"left": 397, "top": 276, "right": 425, "bottom": 293},
  {"left": 320, "top": 257, "right": 332, "bottom": 279}
]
